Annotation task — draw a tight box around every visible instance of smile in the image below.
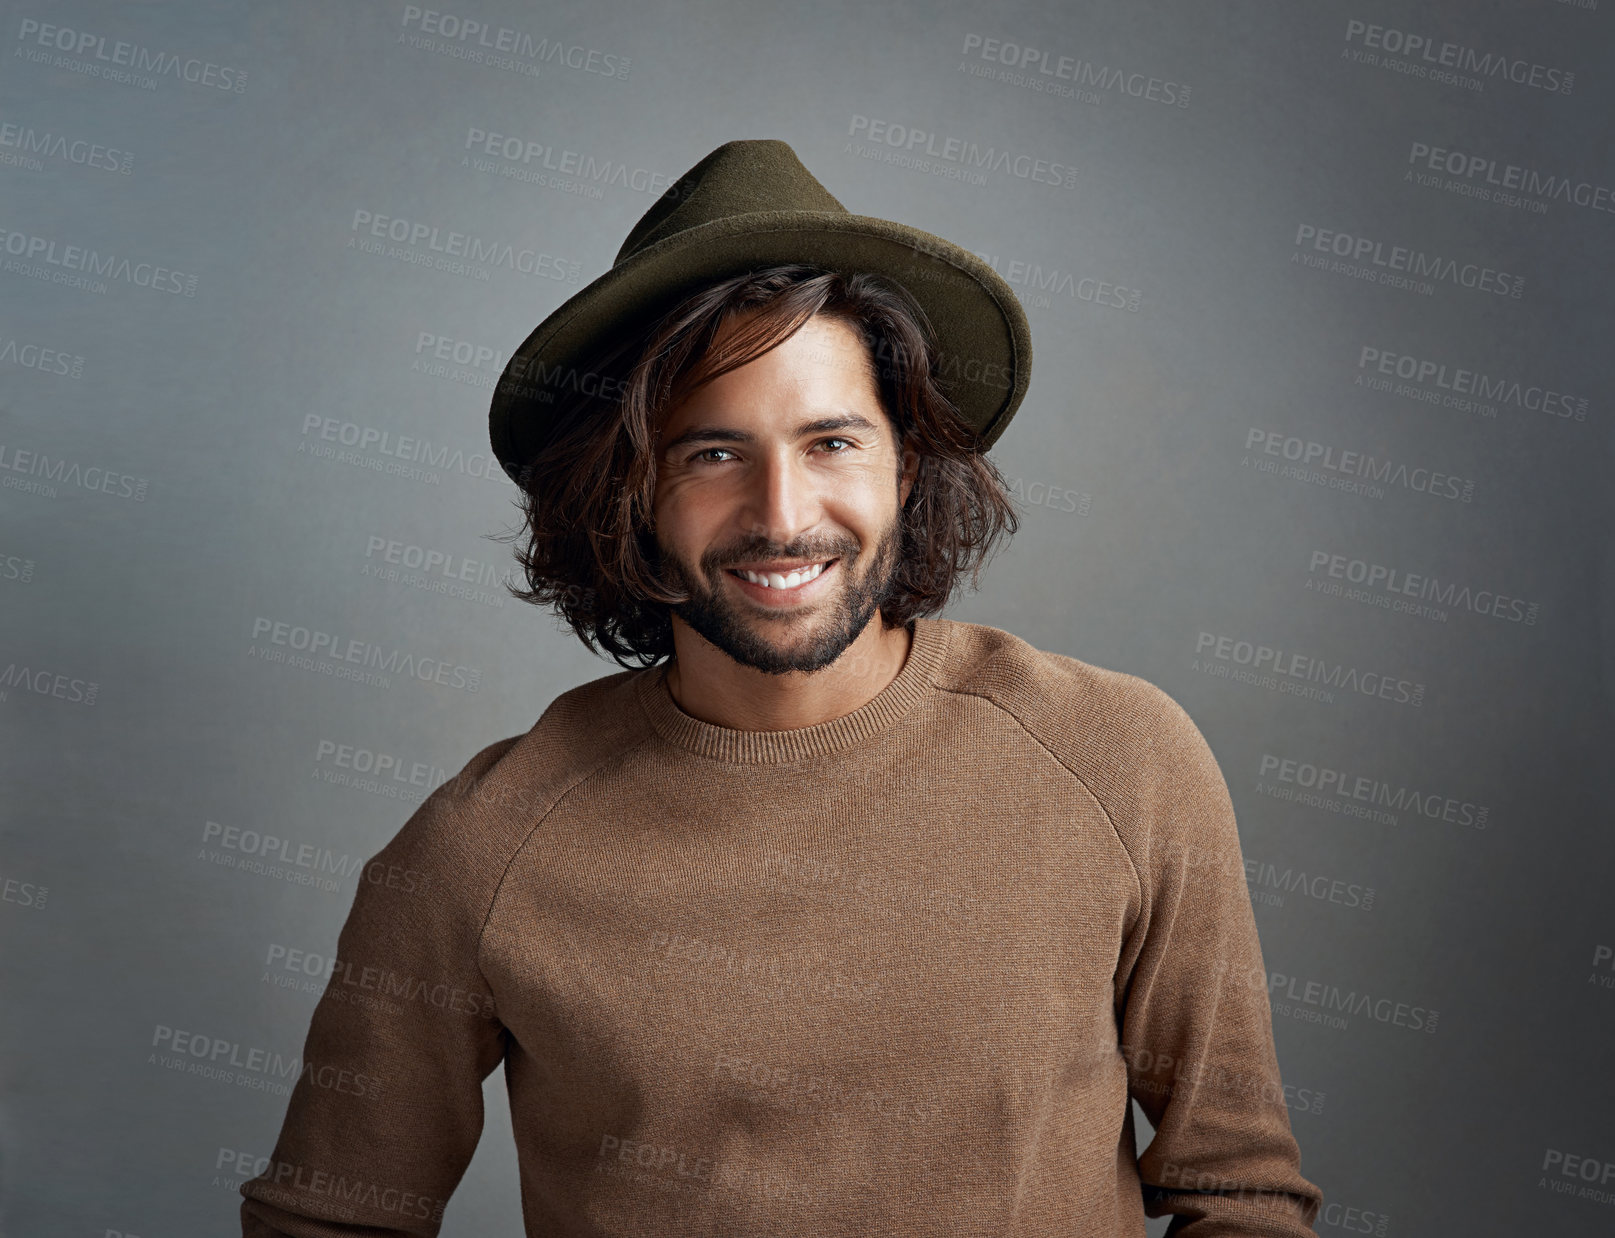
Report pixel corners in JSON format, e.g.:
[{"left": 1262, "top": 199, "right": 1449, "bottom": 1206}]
[{"left": 728, "top": 559, "right": 833, "bottom": 589}]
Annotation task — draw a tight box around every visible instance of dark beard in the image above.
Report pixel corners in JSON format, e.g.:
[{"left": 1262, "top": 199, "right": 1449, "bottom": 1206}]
[{"left": 656, "top": 515, "right": 905, "bottom": 676}]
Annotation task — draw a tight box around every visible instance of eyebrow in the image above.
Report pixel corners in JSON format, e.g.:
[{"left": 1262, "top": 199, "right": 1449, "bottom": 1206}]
[{"left": 660, "top": 412, "right": 883, "bottom": 455}]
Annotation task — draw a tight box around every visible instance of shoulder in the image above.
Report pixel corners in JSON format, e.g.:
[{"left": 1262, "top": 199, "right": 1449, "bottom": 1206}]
[
  {"left": 372, "top": 664, "right": 656, "bottom": 882},
  {"left": 933, "top": 618, "right": 1203, "bottom": 757},
  {"left": 933, "top": 619, "right": 1231, "bottom": 854}
]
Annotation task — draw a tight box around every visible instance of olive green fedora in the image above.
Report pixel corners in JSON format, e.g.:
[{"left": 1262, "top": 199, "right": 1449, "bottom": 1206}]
[{"left": 488, "top": 138, "right": 1032, "bottom": 483}]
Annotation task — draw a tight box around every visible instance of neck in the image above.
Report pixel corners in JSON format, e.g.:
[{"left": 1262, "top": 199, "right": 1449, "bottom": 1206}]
[{"left": 663, "top": 612, "right": 914, "bottom": 731}]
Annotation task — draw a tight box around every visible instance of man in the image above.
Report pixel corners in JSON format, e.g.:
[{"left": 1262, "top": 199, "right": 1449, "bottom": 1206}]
[{"left": 241, "top": 139, "right": 1324, "bottom": 1237}]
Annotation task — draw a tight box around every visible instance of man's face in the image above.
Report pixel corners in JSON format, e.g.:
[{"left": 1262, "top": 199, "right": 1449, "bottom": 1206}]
[{"left": 651, "top": 312, "right": 916, "bottom": 676}]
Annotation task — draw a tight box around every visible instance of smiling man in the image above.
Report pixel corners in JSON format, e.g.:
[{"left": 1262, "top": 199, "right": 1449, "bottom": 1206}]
[{"left": 241, "top": 140, "right": 1323, "bottom": 1238}]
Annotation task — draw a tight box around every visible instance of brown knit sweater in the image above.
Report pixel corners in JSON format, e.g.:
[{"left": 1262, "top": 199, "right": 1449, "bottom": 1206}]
[{"left": 240, "top": 616, "right": 1323, "bottom": 1236}]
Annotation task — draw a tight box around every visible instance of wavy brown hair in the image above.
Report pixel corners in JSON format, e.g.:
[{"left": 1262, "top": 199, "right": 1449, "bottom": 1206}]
[{"left": 492, "top": 263, "right": 1019, "bottom": 668}]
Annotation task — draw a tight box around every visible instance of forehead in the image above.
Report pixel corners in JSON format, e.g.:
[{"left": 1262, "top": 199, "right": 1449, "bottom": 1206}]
[{"left": 659, "top": 313, "right": 884, "bottom": 434}]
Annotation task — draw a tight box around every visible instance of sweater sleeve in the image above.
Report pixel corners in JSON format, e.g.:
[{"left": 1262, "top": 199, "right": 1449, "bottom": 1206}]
[
  {"left": 239, "top": 757, "right": 512, "bottom": 1237},
  {"left": 1114, "top": 690, "right": 1324, "bottom": 1236}
]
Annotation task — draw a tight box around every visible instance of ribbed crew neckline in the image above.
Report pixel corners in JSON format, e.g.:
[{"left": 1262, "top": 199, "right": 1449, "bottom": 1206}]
[{"left": 634, "top": 616, "right": 952, "bottom": 763}]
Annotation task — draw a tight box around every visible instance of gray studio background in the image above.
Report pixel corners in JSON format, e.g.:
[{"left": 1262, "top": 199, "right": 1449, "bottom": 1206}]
[{"left": 3, "top": 0, "right": 1613, "bottom": 1235}]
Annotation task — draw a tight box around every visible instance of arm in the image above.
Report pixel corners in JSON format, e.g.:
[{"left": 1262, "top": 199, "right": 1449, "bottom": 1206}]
[
  {"left": 240, "top": 753, "right": 513, "bottom": 1237},
  {"left": 1115, "top": 692, "right": 1324, "bottom": 1236}
]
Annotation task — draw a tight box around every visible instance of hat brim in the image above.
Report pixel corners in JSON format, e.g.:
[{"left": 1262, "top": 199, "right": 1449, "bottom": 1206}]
[{"left": 489, "top": 209, "right": 1031, "bottom": 480}]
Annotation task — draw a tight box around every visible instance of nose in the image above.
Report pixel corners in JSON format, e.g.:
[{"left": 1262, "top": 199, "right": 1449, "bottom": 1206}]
[{"left": 735, "top": 447, "right": 820, "bottom": 546}]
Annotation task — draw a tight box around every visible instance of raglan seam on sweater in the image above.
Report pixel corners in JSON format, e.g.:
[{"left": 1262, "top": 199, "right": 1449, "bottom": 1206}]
[
  {"left": 933, "top": 683, "right": 1147, "bottom": 913},
  {"left": 471, "top": 727, "right": 662, "bottom": 990}
]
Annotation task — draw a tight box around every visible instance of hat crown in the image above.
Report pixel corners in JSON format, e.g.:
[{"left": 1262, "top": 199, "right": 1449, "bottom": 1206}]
[{"left": 614, "top": 139, "right": 847, "bottom": 265}]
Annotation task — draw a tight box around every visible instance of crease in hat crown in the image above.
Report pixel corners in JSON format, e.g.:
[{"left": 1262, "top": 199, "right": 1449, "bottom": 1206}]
[{"left": 489, "top": 137, "right": 1033, "bottom": 485}]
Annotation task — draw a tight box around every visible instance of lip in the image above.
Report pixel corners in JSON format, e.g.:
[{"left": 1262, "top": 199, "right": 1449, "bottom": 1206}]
[{"left": 723, "top": 557, "right": 839, "bottom": 606}]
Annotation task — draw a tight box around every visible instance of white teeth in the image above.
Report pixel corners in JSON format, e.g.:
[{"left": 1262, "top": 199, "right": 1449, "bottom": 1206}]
[{"left": 733, "top": 560, "right": 828, "bottom": 589}]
